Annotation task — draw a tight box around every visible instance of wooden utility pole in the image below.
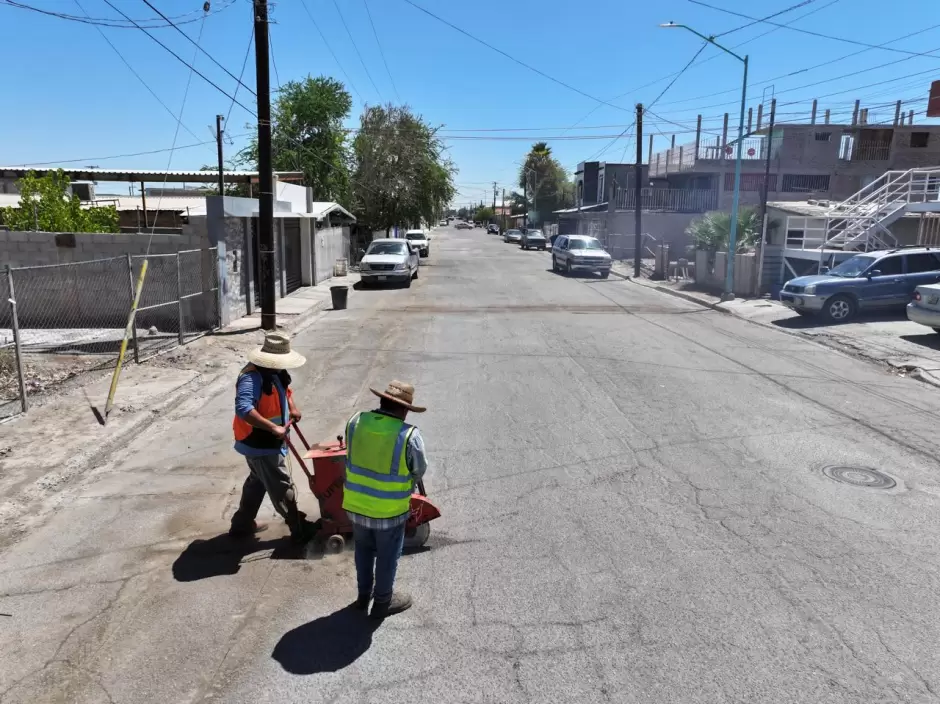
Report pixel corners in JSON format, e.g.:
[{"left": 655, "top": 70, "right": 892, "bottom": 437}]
[
  {"left": 253, "top": 0, "right": 276, "bottom": 330},
  {"left": 634, "top": 103, "right": 643, "bottom": 279}
]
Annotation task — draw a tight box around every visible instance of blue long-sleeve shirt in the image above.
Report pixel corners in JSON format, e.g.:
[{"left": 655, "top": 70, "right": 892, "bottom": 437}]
[{"left": 234, "top": 370, "right": 289, "bottom": 456}]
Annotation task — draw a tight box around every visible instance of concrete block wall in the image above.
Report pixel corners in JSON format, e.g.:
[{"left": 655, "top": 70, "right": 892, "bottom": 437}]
[{"left": 0, "top": 230, "right": 208, "bottom": 268}]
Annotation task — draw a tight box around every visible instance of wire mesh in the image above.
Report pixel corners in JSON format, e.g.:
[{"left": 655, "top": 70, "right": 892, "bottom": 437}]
[{"left": 0, "top": 248, "right": 220, "bottom": 409}]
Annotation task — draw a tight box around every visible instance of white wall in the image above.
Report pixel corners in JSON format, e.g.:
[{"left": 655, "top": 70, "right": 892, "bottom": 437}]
[{"left": 274, "top": 181, "right": 309, "bottom": 213}]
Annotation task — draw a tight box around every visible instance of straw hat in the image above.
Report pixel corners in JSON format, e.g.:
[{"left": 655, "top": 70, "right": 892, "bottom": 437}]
[
  {"left": 370, "top": 380, "right": 426, "bottom": 413},
  {"left": 248, "top": 332, "right": 306, "bottom": 370}
]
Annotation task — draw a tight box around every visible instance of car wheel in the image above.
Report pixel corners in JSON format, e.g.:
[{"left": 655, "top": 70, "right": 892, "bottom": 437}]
[
  {"left": 822, "top": 294, "right": 856, "bottom": 323},
  {"left": 933, "top": 328, "right": 940, "bottom": 334},
  {"left": 565, "top": 260, "right": 573, "bottom": 277},
  {"left": 552, "top": 255, "right": 558, "bottom": 272},
  {"left": 600, "top": 271, "right": 609, "bottom": 279},
  {"left": 412, "top": 267, "right": 418, "bottom": 280},
  {"left": 404, "top": 275, "right": 412, "bottom": 288}
]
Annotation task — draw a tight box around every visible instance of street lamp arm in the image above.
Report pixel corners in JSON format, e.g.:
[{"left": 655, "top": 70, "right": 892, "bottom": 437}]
[{"left": 660, "top": 22, "right": 745, "bottom": 62}]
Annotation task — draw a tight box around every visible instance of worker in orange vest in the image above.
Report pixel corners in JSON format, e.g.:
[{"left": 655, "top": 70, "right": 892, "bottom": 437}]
[{"left": 230, "top": 332, "right": 309, "bottom": 541}]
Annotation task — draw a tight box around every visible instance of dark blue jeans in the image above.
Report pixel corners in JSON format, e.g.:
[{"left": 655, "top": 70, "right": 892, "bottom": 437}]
[{"left": 352, "top": 522, "right": 406, "bottom": 602}]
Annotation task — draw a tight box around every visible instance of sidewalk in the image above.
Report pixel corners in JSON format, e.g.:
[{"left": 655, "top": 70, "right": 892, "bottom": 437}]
[
  {"left": 0, "top": 272, "right": 357, "bottom": 547},
  {"left": 613, "top": 260, "right": 940, "bottom": 388}
]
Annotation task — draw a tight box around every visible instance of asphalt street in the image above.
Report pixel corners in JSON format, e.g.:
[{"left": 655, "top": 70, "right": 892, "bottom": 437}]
[{"left": 2, "top": 226, "right": 940, "bottom": 703}]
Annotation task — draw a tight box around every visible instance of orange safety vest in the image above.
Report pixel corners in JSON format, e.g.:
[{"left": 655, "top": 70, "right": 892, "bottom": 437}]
[{"left": 232, "top": 364, "right": 291, "bottom": 452}]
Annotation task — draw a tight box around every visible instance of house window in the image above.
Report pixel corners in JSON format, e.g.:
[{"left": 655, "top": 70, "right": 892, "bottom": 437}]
[
  {"left": 782, "top": 174, "right": 830, "bottom": 193},
  {"left": 911, "top": 132, "right": 929, "bottom": 148},
  {"left": 724, "top": 173, "right": 777, "bottom": 191},
  {"left": 814, "top": 132, "right": 832, "bottom": 142}
]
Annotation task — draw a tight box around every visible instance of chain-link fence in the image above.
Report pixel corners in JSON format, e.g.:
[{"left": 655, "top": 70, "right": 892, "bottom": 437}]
[{"left": 0, "top": 248, "right": 219, "bottom": 419}]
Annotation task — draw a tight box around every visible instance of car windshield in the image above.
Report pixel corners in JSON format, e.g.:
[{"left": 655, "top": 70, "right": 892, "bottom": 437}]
[
  {"left": 569, "top": 238, "right": 602, "bottom": 250},
  {"left": 367, "top": 241, "right": 408, "bottom": 255},
  {"left": 829, "top": 254, "right": 877, "bottom": 277},
  {"left": 507, "top": 230, "right": 520, "bottom": 235},
  {"left": 527, "top": 230, "right": 543, "bottom": 236},
  {"left": 405, "top": 232, "right": 425, "bottom": 240}
]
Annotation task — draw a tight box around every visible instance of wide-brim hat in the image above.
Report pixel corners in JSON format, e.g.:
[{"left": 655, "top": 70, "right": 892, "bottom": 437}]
[
  {"left": 370, "top": 380, "right": 426, "bottom": 413},
  {"left": 248, "top": 332, "right": 306, "bottom": 370}
]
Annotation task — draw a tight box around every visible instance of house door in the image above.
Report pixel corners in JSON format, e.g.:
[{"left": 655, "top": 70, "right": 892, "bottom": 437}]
[{"left": 283, "top": 219, "right": 303, "bottom": 294}]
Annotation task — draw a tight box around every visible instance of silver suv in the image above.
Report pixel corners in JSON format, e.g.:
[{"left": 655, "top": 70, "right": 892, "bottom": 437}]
[{"left": 551, "top": 235, "right": 612, "bottom": 278}]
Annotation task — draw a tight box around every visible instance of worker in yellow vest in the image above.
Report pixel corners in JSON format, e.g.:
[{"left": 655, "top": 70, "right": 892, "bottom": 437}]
[
  {"left": 231, "top": 332, "right": 309, "bottom": 541},
  {"left": 343, "top": 380, "right": 427, "bottom": 619}
]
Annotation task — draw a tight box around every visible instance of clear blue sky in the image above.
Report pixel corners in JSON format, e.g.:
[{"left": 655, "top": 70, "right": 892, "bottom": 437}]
[{"left": 1, "top": 0, "right": 938, "bottom": 206}]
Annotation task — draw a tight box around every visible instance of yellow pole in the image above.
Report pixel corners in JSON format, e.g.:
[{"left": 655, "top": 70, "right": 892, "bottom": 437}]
[{"left": 104, "top": 259, "right": 148, "bottom": 422}]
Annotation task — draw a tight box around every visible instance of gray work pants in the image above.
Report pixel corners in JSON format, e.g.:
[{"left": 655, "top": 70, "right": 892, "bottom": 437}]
[{"left": 231, "top": 453, "right": 300, "bottom": 529}]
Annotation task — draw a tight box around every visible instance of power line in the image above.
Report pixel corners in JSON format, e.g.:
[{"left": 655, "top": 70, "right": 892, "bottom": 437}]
[
  {"left": 713, "top": 0, "right": 818, "bottom": 37},
  {"left": 101, "top": 0, "right": 256, "bottom": 116},
  {"left": 72, "top": 0, "right": 206, "bottom": 147},
  {"left": 688, "top": 0, "right": 940, "bottom": 59},
  {"left": 138, "top": 0, "right": 257, "bottom": 97},
  {"left": 226, "top": 23, "right": 255, "bottom": 125},
  {"left": 0, "top": 0, "right": 235, "bottom": 29},
  {"left": 363, "top": 0, "right": 400, "bottom": 101},
  {"left": 298, "top": 0, "right": 363, "bottom": 102},
  {"left": 12, "top": 134, "right": 251, "bottom": 167},
  {"left": 402, "top": 0, "right": 631, "bottom": 113},
  {"left": 147, "top": 8, "right": 208, "bottom": 249},
  {"left": 559, "top": 0, "right": 828, "bottom": 136},
  {"left": 331, "top": 0, "right": 383, "bottom": 100}
]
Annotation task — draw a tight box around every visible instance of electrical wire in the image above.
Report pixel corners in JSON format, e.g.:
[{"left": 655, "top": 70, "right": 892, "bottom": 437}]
[
  {"left": 688, "top": 0, "right": 940, "bottom": 59},
  {"left": 138, "top": 0, "right": 257, "bottom": 97},
  {"left": 0, "top": 0, "right": 235, "bottom": 29},
  {"left": 226, "top": 24, "right": 255, "bottom": 125},
  {"left": 331, "top": 0, "right": 383, "bottom": 101},
  {"left": 401, "top": 0, "right": 631, "bottom": 113},
  {"left": 363, "top": 0, "right": 401, "bottom": 102},
  {"left": 298, "top": 0, "right": 363, "bottom": 102},
  {"left": 72, "top": 0, "right": 206, "bottom": 147},
  {"left": 101, "top": 0, "right": 257, "bottom": 116},
  {"left": 146, "top": 9, "right": 208, "bottom": 250},
  {"left": 713, "top": 0, "right": 819, "bottom": 37}
]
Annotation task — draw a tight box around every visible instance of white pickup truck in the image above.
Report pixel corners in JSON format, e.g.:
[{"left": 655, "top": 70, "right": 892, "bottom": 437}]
[{"left": 405, "top": 229, "right": 430, "bottom": 258}]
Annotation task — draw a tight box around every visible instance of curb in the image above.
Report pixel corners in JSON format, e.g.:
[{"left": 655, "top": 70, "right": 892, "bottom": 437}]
[{"left": 621, "top": 274, "right": 733, "bottom": 315}]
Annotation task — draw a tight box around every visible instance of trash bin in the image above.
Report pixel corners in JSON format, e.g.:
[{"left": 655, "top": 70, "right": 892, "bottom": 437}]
[{"left": 330, "top": 285, "right": 348, "bottom": 310}]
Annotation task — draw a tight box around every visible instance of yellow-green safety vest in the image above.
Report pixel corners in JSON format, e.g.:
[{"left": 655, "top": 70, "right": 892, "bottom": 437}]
[{"left": 342, "top": 411, "right": 415, "bottom": 519}]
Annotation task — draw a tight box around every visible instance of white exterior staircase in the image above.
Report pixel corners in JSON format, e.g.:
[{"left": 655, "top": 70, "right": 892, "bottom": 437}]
[{"left": 823, "top": 167, "right": 940, "bottom": 251}]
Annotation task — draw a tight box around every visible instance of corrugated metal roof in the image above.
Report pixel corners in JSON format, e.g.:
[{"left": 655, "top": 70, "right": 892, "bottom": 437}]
[
  {"left": 0, "top": 166, "right": 303, "bottom": 184},
  {"left": 309, "top": 201, "right": 355, "bottom": 221}
]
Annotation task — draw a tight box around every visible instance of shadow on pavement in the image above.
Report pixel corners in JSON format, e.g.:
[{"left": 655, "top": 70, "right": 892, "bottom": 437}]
[
  {"left": 770, "top": 309, "right": 908, "bottom": 330},
  {"left": 272, "top": 605, "right": 380, "bottom": 674},
  {"left": 172, "top": 533, "right": 288, "bottom": 582},
  {"left": 900, "top": 333, "right": 940, "bottom": 350}
]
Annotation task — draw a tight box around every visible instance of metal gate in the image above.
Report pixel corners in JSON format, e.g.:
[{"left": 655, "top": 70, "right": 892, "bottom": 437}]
[{"left": 283, "top": 219, "right": 303, "bottom": 294}]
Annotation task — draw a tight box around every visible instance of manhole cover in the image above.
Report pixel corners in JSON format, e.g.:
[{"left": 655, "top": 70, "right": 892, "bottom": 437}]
[{"left": 821, "top": 465, "right": 896, "bottom": 490}]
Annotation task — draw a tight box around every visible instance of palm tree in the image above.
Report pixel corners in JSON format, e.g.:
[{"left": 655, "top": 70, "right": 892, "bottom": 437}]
[{"left": 686, "top": 208, "right": 761, "bottom": 252}]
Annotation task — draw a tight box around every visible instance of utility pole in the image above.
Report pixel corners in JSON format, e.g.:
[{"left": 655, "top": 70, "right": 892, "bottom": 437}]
[
  {"left": 215, "top": 114, "right": 225, "bottom": 195},
  {"left": 492, "top": 181, "right": 497, "bottom": 222},
  {"left": 501, "top": 188, "right": 505, "bottom": 231},
  {"left": 253, "top": 0, "right": 276, "bottom": 331},
  {"left": 634, "top": 103, "right": 643, "bottom": 278}
]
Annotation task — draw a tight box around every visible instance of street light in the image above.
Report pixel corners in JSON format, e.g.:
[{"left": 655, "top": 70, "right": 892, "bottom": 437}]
[{"left": 661, "top": 21, "right": 748, "bottom": 301}]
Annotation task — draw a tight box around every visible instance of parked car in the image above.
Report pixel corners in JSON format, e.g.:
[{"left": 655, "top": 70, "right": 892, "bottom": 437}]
[
  {"left": 487, "top": 224, "right": 500, "bottom": 235},
  {"left": 473, "top": 222, "right": 482, "bottom": 228},
  {"left": 549, "top": 233, "right": 562, "bottom": 248},
  {"left": 359, "top": 238, "right": 419, "bottom": 287},
  {"left": 503, "top": 228, "right": 523, "bottom": 244},
  {"left": 551, "top": 235, "right": 612, "bottom": 277},
  {"left": 405, "top": 229, "right": 430, "bottom": 258},
  {"left": 907, "top": 283, "right": 940, "bottom": 332},
  {"left": 438, "top": 219, "right": 447, "bottom": 226},
  {"left": 521, "top": 229, "right": 547, "bottom": 250},
  {"left": 780, "top": 247, "right": 940, "bottom": 323},
  {"left": 455, "top": 221, "right": 472, "bottom": 230}
]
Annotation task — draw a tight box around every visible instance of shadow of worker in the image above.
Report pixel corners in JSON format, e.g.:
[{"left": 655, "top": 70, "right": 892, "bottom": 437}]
[
  {"left": 172, "top": 534, "right": 283, "bottom": 582},
  {"left": 272, "top": 605, "right": 380, "bottom": 674}
]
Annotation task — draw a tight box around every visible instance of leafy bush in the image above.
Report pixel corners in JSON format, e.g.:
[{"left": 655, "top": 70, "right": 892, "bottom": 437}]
[
  {"left": 0, "top": 170, "right": 119, "bottom": 233},
  {"left": 686, "top": 207, "right": 761, "bottom": 252}
]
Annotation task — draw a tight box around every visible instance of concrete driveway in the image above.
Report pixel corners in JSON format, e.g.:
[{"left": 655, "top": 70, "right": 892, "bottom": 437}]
[{"left": 2, "top": 227, "right": 940, "bottom": 702}]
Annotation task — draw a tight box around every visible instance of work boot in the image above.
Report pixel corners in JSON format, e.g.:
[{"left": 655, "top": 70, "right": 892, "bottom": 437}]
[
  {"left": 370, "top": 591, "right": 412, "bottom": 620},
  {"left": 354, "top": 593, "right": 372, "bottom": 611},
  {"left": 228, "top": 520, "right": 269, "bottom": 539}
]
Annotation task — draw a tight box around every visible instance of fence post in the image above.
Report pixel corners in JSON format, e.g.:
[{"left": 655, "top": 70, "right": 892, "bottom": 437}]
[
  {"left": 6, "top": 266, "right": 28, "bottom": 414},
  {"left": 176, "top": 252, "right": 185, "bottom": 345},
  {"left": 126, "top": 254, "right": 140, "bottom": 364}
]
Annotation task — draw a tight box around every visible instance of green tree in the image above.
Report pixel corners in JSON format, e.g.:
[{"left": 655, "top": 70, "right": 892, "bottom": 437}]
[
  {"left": 237, "top": 76, "right": 353, "bottom": 203},
  {"left": 517, "top": 142, "right": 572, "bottom": 224},
  {"left": 351, "top": 104, "right": 456, "bottom": 233},
  {"left": 474, "top": 206, "right": 495, "bottom": 222},
  {"left": 0, "top": 170, "right": 118, "bottom": 233},
  {"left": 686, "top": 208, "right": 761, "bottom": 252}
]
